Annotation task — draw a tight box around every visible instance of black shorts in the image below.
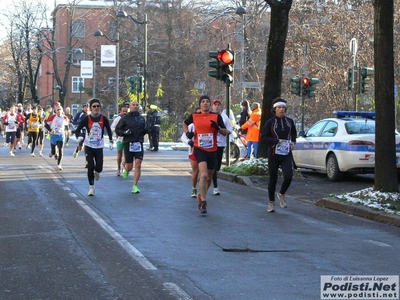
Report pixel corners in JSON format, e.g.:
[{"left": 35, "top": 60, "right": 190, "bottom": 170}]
[
  {"left": 194, "top": 147, "right": 217, "bottom": 170},
  {"left": 123, "top": 142, "right": 144, "bottom": 163}
]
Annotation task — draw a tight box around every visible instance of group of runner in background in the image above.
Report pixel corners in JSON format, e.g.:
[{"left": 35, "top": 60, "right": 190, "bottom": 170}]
[{"left": 1, "top": 102, "right": 77, "bottom": 162}]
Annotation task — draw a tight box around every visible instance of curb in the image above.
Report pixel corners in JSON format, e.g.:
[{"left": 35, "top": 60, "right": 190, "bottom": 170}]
[
  {"left": 218, "top": 171, "right": 400, "bottom": 228},
  {"left": 316, "top": 197, "right": 400, "bottom": 227}
]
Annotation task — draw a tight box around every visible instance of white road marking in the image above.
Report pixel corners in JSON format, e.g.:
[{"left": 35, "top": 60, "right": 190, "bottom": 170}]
[
  {"left": 75, "top": 199, "right": 157, "bottom": 270},
  {"left": 364, "top": 239, "right": 391, "bottom": 247},
  {"left": 163, "top": 283, "right": 193, "bottom": 300}
]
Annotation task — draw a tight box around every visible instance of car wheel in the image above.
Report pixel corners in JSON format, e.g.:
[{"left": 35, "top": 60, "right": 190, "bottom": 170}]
[
  {"left": 222, "top": 142, "right": 240, "bottom": 165},
  {"left": 326, "top": 153, "right": 343, "bottom": 181}
]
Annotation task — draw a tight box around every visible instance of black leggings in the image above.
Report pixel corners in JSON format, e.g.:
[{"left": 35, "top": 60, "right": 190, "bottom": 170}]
[
  {"left": 51, "top": 141, "right": 64, "bottom": 165},
  {"left": 212, "top": 146, "right": 224, "bottom": 188},
  {"left": 85, "top": 146, "right": 103, "bottom": 185},
  {"left": 268, "top": 153, "right": 294, "bottom": 201}
]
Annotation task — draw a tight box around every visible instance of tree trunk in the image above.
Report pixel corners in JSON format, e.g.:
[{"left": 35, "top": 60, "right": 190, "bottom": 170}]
[
  {"left": 373, "top": 0, "right": 398, "bottom": 192},
  {"left": 259, "top": 0, "right": 292, "bottom": 158}
]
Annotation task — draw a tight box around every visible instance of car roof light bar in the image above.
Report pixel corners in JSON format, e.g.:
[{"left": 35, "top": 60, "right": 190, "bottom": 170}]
[{"left": 334, "top": 111, "right": 376, "bottom": 119}]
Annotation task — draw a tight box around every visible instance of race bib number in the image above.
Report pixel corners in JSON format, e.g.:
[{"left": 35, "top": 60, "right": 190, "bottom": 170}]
[
  {"left": 31, "top": 122, "right": 39, "bottom": 129},
  {"left": 129, "top": 142, "right": 142, "bottom": 152},
  {"left": 8, "top": 124, "right": 15, "bottom": 130},
  {"left": 275, "top": 140, "right": 290, "bottom": 155},
  {"left": 198, "top": 133, "right": 213, "bottom": 149}
]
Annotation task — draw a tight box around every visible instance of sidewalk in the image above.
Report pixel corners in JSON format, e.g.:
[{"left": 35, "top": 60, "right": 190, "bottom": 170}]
[{"left": 218, "top": 170, "right": 400, "bottom": 227}]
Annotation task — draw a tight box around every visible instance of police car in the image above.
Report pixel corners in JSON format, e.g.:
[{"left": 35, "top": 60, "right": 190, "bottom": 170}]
[{"left": 292, "top": 111, "right": 400, "bottom": 181}]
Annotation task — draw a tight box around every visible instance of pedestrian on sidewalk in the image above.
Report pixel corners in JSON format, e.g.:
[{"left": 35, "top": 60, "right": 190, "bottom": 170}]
[
  {"left": 145, "top": 104, "right": 161, "bottom": 151},
  {"left": 111, "top": 105, "right": 128, "bottom": 176},
  {"left": 211, "top": 99, "right": 232, "bottom": 196},
  {"left": 115, "top": 101, "right": 147, "bottom": 194},
  {"left": 74, "top": 98, "right": 113, "bottom": 196},
  {"left": 260, "top": 97, "right": 297, "bottom": 213},
  {"left": 241, "top": 102, "right": 261, "bottom": 159},
  {"left": 182, "top": 95, "right": 229, "bottom": 214}
]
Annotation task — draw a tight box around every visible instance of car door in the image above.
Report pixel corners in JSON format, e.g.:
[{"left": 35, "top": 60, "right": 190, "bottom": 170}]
[
  {"left": 311, "top": 121, "right": 338, "bottom": 168},
  {"left": 294, "top": 120, "right": 327, "bottom": 168}
]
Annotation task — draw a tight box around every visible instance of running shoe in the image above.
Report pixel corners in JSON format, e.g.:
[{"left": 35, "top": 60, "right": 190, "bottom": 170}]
[
  {"left": 94, "top": 171, "right": 100, "bottom": 181},
  {"left": 57, "top": 164, "right": 63, "bottom": 170},
  {"left": 30, "top": 153, "right": 35, "bottom": 157},
  {"left": 26, "top": 143, "right": 31, "bottom": 149},
  {"left": 122, "top": 170, "right": 129, "bottom": 179},
  {"left": 116, "top": 170, "right": 121, "bottom": 176},
  {"left": 132, "top": 185, "right": 140, "bottom": 193},
  {"left": 48, "top": 152, "right": 53, "bottom": 158},
  {"left": 277, "top": 192, "right": 287, "bottom": 208},
  {"left": 191, "top": 188, "right": 197, "bottom": 198},
  {"left": 10, "top": 151, "right": 15, "bottom": 157},
  {"left": 213, "top": 187, "right": 220, "bottom": 195},
  {"left": 267, "top": 201, "right": 275, "bottom": 213},
  {"left": 73, "top": 150, "right": 78, "bottom": 158},
  {"left": 65, "top": 142, "right": 69, "bottom": 147},
  {"left": 39, "top": 152, "right": 43, "bottom": 157},
  {"left": 88, "top": 185, "right": 95, "bottom": 196},
  {"left": 198, "top": 201, "right": 207, "bottom": 214}
]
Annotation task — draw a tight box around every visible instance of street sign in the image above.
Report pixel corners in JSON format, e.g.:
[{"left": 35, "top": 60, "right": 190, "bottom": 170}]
[{"left": 242, "top": 82, "right": 261, "bottom": 89}]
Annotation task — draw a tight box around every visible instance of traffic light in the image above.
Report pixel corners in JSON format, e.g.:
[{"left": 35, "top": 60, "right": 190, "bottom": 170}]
[
  {"left": 348, "top": 68, "right": 353, "bottom": 91},
  {"left": 360, "top": 67, "right": 374, "bottom": 93},
  {"left": 290, "top": 77, "right": 301, "bottom": 95},
  {"left": 128, "top": 76, "right": 137, "bottom": 93},
  {"left": 218, "top": 50, "right": 235, "bottom": 84},
  {"left": 301, "top": 77, "right": 310, "bottom": 96},
  {"left": 307, "top": 78, "right": 320, "bottom": 98},
  {"left": 209, "top": 51, "right": 222, "bottom": 80},
  {"left": 347, "top": 68, "right": 358, "bottom": 91},
  {"left": 138, "top": 75, "right": 145, "bottom": 93}
]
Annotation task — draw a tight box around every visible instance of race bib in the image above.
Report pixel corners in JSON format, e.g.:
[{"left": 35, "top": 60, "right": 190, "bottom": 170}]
[
  {"left": 198, "top": 133, "right": 213, "bottom": 149},
  {"left": 129, "top": 142, "right": 142, "bottom": 152},
  {"left": 31, "top": 122, "right": 39, "bottom": 129},
  {"left": 275, "top": 140, "right": 290, "bottom": 155}
]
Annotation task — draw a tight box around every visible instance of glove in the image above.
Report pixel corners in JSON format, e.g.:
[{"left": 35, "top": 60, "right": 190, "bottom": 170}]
[
  {"left": 210, "top": 120, "right": 220, "bottom": 130},
  {"left": 186, "top": 132, "right": 194, "bottom": 139},
  {"left": 77, "top": 136, "right": 84, "bottom": 143},
  {"left": 15, "top": 121, "right": 19, "bottom": 124},
  {"left": 109, "top": 143, "right": 114, "bottom": 150},
  {"left": 124, "top": 129, "right": 132, "bottom": 135},
  {"left": 188, "top": 140, "right": 194, "bottom": 147},
  {"left": 4, "top": 122, "right": 8, "bottom": 126}
]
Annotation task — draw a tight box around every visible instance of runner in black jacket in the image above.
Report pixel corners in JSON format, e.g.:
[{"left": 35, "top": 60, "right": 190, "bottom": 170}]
[
  {"left": 115, "top": 101, "right": 147, "bottom": 194},
  {"left": 261, "top": 97, "right": 297, "bottom": 213}
]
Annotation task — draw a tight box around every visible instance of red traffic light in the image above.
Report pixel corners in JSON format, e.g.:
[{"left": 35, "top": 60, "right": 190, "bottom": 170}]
[
  {"left": 302, "top": 77, "right": 310, "bottom": 87},
  {"left": 217, "top": 50, "right": 234, "bottom": 64}
]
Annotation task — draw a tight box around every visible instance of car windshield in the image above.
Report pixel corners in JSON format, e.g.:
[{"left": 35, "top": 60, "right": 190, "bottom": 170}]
[{"left": 345, "top": 120, "right": 375, "bottom": 134}]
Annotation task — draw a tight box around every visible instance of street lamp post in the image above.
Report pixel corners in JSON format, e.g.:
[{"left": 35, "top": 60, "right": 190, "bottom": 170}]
[
  {"left": 94, "top": 30, "right": 120, "bottom": 114},
  {"left": 235, "top": 6, "right": 246, "bottom": 103},
  {"left": 116, "top": 10, "right": 148, "bottom": 108}
]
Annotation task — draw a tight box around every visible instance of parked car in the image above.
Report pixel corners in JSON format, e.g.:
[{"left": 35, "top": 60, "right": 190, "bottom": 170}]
[{"left": 292, "top": 111, "right": 400, "bottom": 181}]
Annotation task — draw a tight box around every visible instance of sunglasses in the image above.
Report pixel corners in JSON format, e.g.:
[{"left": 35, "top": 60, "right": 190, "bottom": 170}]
[{"left": 92, "top": 105, "right": 100, "bottom": 108}]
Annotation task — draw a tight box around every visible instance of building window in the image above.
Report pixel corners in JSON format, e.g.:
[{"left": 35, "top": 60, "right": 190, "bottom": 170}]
[
  {"left": 72, "top": 20, "right": 85, "bottom": 38},
  {"left": 72, "top": 77, "right": 85, "bottom": 93}
]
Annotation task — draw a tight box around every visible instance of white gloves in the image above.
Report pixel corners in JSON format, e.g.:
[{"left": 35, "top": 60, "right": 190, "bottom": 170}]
[
  {"left": 109, "top": 143, "right": 114, "bottom": 150},
  {"left": 77, "top": 136, "right": 84, "bottom": 143}
]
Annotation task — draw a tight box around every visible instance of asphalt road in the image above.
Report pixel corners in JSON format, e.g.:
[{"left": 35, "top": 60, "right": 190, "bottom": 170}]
[{"left": 0, "top": 138, "right": 399, "bottom": 300}]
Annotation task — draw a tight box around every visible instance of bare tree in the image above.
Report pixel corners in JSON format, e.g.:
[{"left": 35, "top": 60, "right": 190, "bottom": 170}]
[
  {"left": 373, "top": 0, "right": 398, "bottom": 192},
  {"left": 258, "top": 0, "right": 292, "bottom": 158}
]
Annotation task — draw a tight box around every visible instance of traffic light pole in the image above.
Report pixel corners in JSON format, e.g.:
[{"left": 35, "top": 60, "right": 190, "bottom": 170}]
[
  {"left": 225, "top": 81, "right": 231, "bottom": 166},
  {"left": 301, "top": 94, "right": 305, "bottom": 132}
]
